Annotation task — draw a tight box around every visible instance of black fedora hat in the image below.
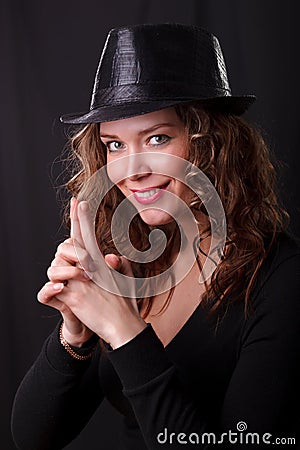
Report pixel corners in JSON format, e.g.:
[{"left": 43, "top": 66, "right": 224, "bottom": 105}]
[{"left": 60, "top": 23, "right": 255, "bottom": 124}]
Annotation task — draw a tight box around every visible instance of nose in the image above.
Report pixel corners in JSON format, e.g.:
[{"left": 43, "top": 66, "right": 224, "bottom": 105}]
[
  {"left": 126, "top": 152, "right": 152, "bottom": 181},
  {"left": 107, "top": 146, "right": 156, "bottom": 185}
]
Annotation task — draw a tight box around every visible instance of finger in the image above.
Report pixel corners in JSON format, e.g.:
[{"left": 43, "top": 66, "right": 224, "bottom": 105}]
[
  {"left": 71, "top": 198, "right": 96, "bottom": 272},
  {"left": 37, "top": 282, "right": 83, "bottom": 322},
  {"left": 113, "top": 255, "right": 136, "bottom": 299},
  {"left": 118, "top": 256, "right": 134, "bottom": 277},
  {"left": 54, "top": 241, "right": 95, "bottom": 271},
  {"left": 105, "top": 254, "right": 121, "bottom": 271},
  {"left": 104, "top": 253, "right": 136, "bottom": 299},
  {"left": 55, "top": 241, "right": 80, "bottom": 263},
  {"left": 51, "top": 255, "right": 71, "bottom": 267},
  {"left": 37, "top": 281, "right": 65, "bottom": 303},
  {"left": 105, "top": 254, "right": 134, "bottom": 277},
  {"left": 37, "top": 289, "right": 72, "bottom": 317},
  {"left": 77, "top": 201, "right": 102, "bottom": 261},
  {"left": 77, "top": 201, "right": 116, "bottom": 285},
  {"left": 70, "top": 197, "right": 84, "bottom": 247},
  {"left": 47, "top": 266, "right": 91, "bottom": 283}
]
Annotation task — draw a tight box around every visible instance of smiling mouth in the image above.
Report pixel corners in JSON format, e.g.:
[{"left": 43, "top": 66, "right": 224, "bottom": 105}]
[
  {"left": 130, "top": 182, "right": 170, "bottom": 203},
  {"left": 131, "top": 182, "right": 169, "bottom": 196}
]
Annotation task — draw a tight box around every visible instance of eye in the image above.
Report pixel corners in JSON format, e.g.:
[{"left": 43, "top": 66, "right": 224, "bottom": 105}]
[
  {"left": 148, "top": 134, "right": 171, "bottom": 146},
  {"left": 105, "top": 141, "right": 125, "bottom": 153}
]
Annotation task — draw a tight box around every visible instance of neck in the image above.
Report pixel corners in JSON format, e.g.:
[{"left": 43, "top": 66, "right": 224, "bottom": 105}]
[{"left": 151, "top": 212, "right": 211, "bottom": 270}]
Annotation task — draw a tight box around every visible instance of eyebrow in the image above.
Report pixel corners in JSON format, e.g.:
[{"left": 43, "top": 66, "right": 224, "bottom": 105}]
[{"left": 100, "top": 122, "right": 177, "bottom": 139}]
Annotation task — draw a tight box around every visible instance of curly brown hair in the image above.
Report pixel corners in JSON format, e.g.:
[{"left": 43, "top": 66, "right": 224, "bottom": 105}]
[{"left": 64, "top": 102, "right": 289, "bottom": 318}]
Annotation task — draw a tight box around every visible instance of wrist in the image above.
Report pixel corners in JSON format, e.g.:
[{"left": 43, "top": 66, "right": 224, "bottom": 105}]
[
  {"left": 59, "top": 322, "right": 98, "bottom": 361},
  {"left": 62, "top": 322, "right": 94, "bottom": 347},
  {"left": 107, "top": 318, "right": 147, "bottom": 350}
]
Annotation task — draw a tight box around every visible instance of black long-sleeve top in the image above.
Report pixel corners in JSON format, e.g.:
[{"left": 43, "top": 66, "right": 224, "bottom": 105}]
[{"left": 11, "top": 232, "right": 300, "bottom": 449}]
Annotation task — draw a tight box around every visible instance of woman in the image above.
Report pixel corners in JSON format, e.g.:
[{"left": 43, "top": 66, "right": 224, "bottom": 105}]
[{"left": 11, "top": 24, "right": 300, "bottom": 449}]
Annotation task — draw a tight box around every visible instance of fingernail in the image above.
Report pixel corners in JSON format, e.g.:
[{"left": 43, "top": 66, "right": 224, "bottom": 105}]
[
  {"left": 53, "top": 283, "right": 64, "bottom": 290},
  {"left": 80, "top": 201, "right": 89, "bottom": 212},
  {"left": 83, "top": 271, "right": 92, "bottom": 280}
]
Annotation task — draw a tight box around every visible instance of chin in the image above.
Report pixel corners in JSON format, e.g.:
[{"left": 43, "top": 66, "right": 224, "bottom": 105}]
[{"left": 139, "top": 209, "right": 174, "bottom": 226}]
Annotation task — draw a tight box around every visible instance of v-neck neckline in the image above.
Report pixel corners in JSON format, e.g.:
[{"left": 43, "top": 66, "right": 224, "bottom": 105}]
[{"left": 163, "top": 300, "right": 204, "bottom": 349}]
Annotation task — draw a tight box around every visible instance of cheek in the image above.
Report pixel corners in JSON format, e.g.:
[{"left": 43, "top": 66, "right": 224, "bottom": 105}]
[
  {"left": 115, "top": 180, "right": 127, "bottom": 196},
  {"left": 171, "top": 138, "right": 190, "bottom": 159},
  {"left": 106, "top": 157, "right": 127, "bottom": 186}
]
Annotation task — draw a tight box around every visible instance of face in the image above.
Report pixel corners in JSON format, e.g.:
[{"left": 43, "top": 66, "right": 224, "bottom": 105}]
[{"left": 101, "top": 107, "right": 194, "bottom": 226}]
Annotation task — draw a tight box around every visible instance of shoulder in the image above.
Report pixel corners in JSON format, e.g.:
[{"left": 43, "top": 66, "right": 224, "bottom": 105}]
[
  {"left": 239, "top": 232, "right": 300, "bottom": 351},
  {"left": 266, "top": 230, "right": 300, "bottom": 268},
  {"left": 256, "top": 231, "right": 300, "bottom": 292},
  {"left": 247, "top": 231, "right": 300, "bottom": 327}
]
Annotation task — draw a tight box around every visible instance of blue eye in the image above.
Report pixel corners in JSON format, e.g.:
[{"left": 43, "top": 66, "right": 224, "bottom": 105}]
[
  {"left": 106, "top": 141, "right": 124, "bottom": 152},
  {"left": 148, "top": 135, "right": 171, "bottom": 146}
]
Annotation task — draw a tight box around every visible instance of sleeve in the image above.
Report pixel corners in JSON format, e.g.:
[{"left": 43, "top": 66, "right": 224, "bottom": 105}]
[
  {"left": 107, "top": 254, "right": 300, "bottom": 449},
  {"left": 221, "top": 254, "right": 300, "bottom": 439},
  {"left": 11, "top": 321, "right": 104, "bottom": 450}
]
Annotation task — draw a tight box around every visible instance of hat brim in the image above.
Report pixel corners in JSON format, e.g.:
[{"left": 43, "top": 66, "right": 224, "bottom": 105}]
[{"left": 60, "top": 95, "right": 256, "bottom": 125}]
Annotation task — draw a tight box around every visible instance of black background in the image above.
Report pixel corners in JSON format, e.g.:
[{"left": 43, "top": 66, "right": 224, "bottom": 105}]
[{"left": 1, "top": 1, "right": 299, "bottom": 449}]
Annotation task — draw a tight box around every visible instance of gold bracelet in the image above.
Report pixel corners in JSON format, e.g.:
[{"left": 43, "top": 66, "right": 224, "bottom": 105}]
[{"left": 59, "top": 322, "right": 97, "bottom": 361}]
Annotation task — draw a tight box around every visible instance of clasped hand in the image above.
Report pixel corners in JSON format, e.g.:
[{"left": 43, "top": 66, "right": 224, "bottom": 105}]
[{"left": 37, "top": 198, "right": 146, "bottom": 349}]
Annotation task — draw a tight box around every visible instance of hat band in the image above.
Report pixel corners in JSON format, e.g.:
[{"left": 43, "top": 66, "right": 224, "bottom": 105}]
[{"left": 90, "top": 82, "right": 232, "bottom": 110}]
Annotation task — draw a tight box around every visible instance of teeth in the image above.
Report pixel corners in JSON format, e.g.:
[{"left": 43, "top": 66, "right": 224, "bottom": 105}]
[{"left": 135, "top": 188, "right": 160, "bottom": 198}]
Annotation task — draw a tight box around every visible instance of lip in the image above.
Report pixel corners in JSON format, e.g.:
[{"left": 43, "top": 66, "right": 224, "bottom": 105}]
[
  {"left": 130, "top": 182, "right": 170, "bottom": 205},
  {"left": 130, "top": 182, "right": 169, "bottom": 193}
]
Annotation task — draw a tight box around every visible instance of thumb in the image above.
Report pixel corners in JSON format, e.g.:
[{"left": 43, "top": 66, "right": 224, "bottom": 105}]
[{"left": 105, "top": 254, "right": 134, "bottom": 277}]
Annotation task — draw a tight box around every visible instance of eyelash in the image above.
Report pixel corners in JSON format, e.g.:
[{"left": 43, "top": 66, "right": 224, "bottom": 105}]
[
  {"left": 148, "top": 134, "right": 171, "bottom": 146},
  {"left": 105, "top": 141, "right": 124, "bottom": 152},
  {"left": 105, "top": 134, "right": 171, "bottom": 153}
]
